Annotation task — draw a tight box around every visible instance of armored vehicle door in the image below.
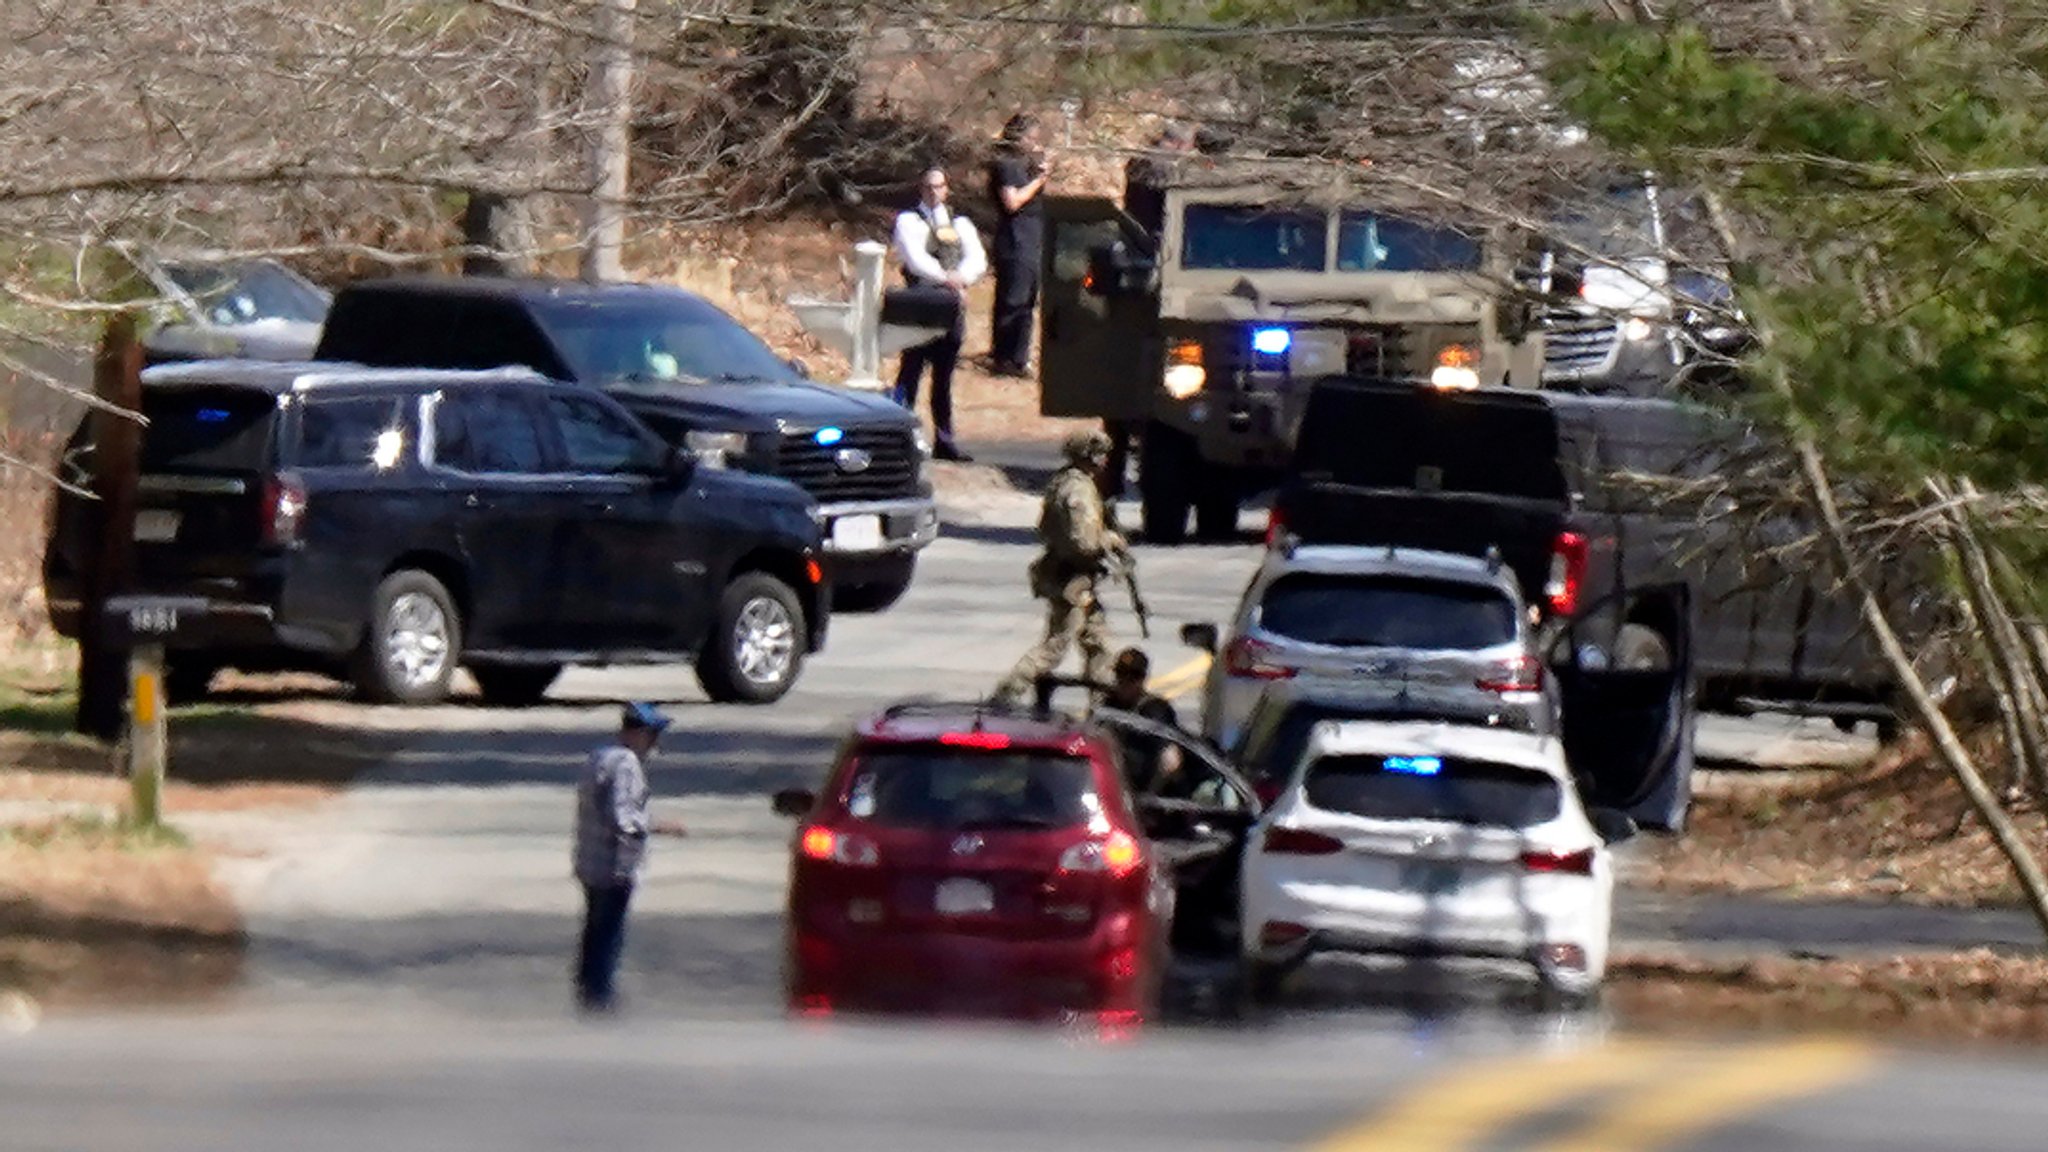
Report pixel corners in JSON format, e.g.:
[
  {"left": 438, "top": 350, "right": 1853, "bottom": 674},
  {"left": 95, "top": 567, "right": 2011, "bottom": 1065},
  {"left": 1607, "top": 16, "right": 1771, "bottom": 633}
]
[{"left": 1039, "top": 196, "right": 1156, "bottom": 421}]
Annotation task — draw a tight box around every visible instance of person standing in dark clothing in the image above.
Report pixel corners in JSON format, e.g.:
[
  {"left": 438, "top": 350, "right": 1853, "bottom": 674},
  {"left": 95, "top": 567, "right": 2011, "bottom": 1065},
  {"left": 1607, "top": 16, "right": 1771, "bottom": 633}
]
[{"left": 986, "top": 112, "right": 1052, "bottom": 377}]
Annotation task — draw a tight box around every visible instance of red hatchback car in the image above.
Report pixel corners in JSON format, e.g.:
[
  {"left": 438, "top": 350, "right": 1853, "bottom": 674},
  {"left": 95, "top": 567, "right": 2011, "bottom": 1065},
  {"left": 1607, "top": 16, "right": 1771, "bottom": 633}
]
[{"left": 773, "top": 699, "right": 1252, "bottom": 1025}]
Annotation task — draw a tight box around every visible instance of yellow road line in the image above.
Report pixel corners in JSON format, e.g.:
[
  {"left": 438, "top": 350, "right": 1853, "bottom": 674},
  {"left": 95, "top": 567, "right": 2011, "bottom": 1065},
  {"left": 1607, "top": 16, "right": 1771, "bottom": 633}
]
[
  {"left": 1524, "top": 1037, "right": 1877, "bottom": 1152},
  {"left": 1145, "top": 653, "right": 1212, "bottom": 701},
  {"left": 1316, "top": 1039, "right": 1678, "bottom": 1152}
]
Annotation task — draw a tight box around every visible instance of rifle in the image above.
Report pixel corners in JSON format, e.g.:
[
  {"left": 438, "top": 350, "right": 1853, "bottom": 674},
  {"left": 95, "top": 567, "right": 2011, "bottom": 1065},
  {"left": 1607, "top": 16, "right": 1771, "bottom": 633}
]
[{"left": 1102, "top": 504, "right": 1150, "bottom": 638}]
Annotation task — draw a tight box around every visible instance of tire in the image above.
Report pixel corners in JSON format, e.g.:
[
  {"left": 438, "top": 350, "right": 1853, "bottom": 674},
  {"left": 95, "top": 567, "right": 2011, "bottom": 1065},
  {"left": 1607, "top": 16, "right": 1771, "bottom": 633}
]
[
  {"left": 353, "top": 570, "right": 462, "bottom": 705},
  {"left": 1242, "top": 958, "right": 1288, "bottom": 1007},
  {"left": 1194, "top": 469, "right": 1240, "bottom": 542},
  {"left": 1615, "top": 623, "right": 1674, "bottom": 672},
  {"left": 164, "top": 658, "right": 219, "bottom": 705},
  {"left": 831, "top": 558, "right": 916, "bottom": 614},
  {"left": 1139, "top": 422, "right": 1193, "bottom": 545},
  {"left": 697, "top": 571, "right": 806, "bottom": 705},
  {"left": 470, "top": 663, "right": 562, "bottom": 708}
]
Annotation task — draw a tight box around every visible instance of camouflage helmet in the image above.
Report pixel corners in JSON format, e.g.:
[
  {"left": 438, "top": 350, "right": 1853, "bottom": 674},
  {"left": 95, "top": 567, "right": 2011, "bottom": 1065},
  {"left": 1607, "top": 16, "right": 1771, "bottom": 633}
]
[{"left": 1061, "top": 428, "right": 1114, "bottom": 464}]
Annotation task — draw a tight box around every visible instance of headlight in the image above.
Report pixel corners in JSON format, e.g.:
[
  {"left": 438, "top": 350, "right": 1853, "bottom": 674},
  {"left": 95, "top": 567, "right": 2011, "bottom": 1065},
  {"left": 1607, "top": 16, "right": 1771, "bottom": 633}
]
[
  {"left": 1430, "top": 344, "right": 1481, "bottom": 390},
  {"left": 685, "top": 430, "right": 750, "bottom": 468},
  {"left": 1622, "top": 316, "right": 1657, "bottom": 342},
  {"left": 1163, "top": 337, "right": 1206, "bottom": 398},
  {"left": 912, "top": 428, "right": 932, "bottom": 458}
]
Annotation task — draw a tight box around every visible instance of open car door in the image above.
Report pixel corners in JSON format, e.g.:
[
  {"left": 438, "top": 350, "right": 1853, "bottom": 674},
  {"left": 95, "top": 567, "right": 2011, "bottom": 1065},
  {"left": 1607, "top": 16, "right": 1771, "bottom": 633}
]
[
  {"left": 1094, "top": 706, "right": 1261, "bottom": 957},
  {"left": 1038, "top": 196, "right": 1156, "bottom": 421},
  {"left": 1550, "top": 584, "right": 1697, "bottom": 833}
]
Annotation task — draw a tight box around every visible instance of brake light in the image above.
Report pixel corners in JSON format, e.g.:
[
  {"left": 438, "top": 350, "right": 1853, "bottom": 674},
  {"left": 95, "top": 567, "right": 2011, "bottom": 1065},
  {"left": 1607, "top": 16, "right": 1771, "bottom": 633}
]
[
  {"left": 1264, "top": 506, "right": 1286, "bottom": 548},
  {"left": 799, "top": 826, "right": 879, "bottom": 866},
  {"left": 261, "top": 473, "right": 308, "bottom": 546},
  {"left": 1521, "top": 848, "right": 1596, "bottom": 875},
  {"left": 1477, "top": 654, "right": 1544, "bottom": 693},
  {"left": 1060, "top": 830, "right": 1144, "bottom": 878},
  {"left": 1224, "top": 636, "right": 1296, "bottom": 681},
  {"left": 1546, "top": 531, "right": 1588, "bottom": 616},
  {"left": 1263, "top": 827, "right": 1343, "bottom": 855},
  {"left": 939, "top": 731, "right": 1013, "bottom": 750}
]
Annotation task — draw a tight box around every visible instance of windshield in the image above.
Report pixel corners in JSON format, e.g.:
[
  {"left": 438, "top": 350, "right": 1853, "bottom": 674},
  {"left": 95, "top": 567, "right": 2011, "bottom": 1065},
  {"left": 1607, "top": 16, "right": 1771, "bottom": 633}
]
[
  {"left": 1305, "top": 754, "right": 1561, "bottom": 827},
  {"left": 844, "top": 750, "right": 1100, "bottom": 831},
  {"left": 1551, "top": 184, "right": 1660, "bottom": 260},
  {"left": 164, "top": 262, "right": 330, "bottom": 326},
  {"left": 140, "top": 387, "right": 278, "bottom": 474},
  {"left": 1336, "top": 212, "right": 1483, "bottom": 272},
  {"left": 535, "top": 295, "right": 802, "bottom": 387},
  {"left": 1181, "top": 204, "right": 1327, "bottom": 271},
  {"left": 1259, "top": 573, "right": 1518, "bottom": 650}
]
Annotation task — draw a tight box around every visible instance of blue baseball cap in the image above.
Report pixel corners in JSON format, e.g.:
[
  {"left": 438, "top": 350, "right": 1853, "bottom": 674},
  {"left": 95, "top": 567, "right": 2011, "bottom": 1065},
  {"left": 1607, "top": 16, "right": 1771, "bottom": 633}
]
[{"left": 621, "top": 702, "right": 674, "bottom": 733}]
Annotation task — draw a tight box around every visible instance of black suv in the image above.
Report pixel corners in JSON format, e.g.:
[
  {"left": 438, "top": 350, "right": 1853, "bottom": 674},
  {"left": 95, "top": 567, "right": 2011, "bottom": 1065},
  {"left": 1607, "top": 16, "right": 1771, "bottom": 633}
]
[
  {"left": 43, "top": 361, "right": 830, "bottom": 707},
  {"left": 312, "top": 277, "right": 938, "bottom": 611}
]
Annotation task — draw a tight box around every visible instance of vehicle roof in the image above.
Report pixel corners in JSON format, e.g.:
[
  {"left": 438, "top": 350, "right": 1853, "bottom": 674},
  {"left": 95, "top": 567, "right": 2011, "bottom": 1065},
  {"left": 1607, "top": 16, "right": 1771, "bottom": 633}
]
[
  {"left": 141, "top": 359, "right": 551, "bottom": 394},
  {"left": 1260, "top": 544, "right": 1520, "bottom": 592},
  {"left": 853, "top": 702, "right": 1106, "bottom": 753},
  {"left": 332, "top": 275, "right": 713, "bottom": 306},
  {"left": 1303, "top": 720, "right": 1566, "bottom": 776}
]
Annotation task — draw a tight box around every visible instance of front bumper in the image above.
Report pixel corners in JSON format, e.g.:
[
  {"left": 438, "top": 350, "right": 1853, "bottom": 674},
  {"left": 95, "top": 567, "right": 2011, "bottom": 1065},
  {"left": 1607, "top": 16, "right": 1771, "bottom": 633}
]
[{"left": 813, "top": 496, "right": 940, "bottom": 559}]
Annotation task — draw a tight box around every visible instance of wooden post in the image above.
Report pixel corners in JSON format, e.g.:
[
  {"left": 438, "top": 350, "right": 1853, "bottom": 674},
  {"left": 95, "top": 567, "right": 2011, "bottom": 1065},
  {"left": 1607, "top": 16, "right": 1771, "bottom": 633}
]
[
  {"left": 126, "top": 641, "right": 166, "bottom": 828},
  {"left": 74, "top": 313, "right": 143, "bottom": 742},
  {"left": 578, "top": 0, "right": 636, "bottom": 283}
]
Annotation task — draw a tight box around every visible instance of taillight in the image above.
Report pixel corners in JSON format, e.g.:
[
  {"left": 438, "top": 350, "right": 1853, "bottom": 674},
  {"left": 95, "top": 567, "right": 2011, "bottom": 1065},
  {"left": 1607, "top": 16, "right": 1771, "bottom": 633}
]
[
  {"left": 1262, "top": 827, "right": 1343, "bottom": 855},
  {"left": 1477, "top": 654, "right": 1544, "bottom": 693},
  {"left": 1060, "top": 830, "right": 1144, "bottom": 878},
  {"left": 1264, "top": 506, "right": 1286, "bottom": 548},
  {"left": 939, "top": 731, "right": 1013, "bottom": 750},
  {"left": 799, "top": 825, "right": 879, "bottom": 866},
  {"left": 261, "top": 473, "right": 308, "bottom": 546},
  {"left": 1521, "top": 848, "right": 1596, "bottom": 875},
  {"left": 1546, "top": 531, "right": 1588, "bottom": 616},
  {"left": 1224, "top": 636, "right": 1296, "bottom": 681}
]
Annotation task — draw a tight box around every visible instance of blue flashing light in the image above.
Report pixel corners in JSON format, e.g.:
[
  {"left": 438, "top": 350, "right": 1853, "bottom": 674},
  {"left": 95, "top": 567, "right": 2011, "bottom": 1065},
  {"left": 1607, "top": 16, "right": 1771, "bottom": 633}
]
[
  {"left": 1251, "top": 327, "right": 1292, "bottom": 356},
  {"left": 196, "top": 408, "right": 231, "bottom": 423},
  {"left": 814, "top": 426, "right": 845, "bottom": 446},
  {"left": 1384, "top": 755, "right": 1442, "bottom": 777}
]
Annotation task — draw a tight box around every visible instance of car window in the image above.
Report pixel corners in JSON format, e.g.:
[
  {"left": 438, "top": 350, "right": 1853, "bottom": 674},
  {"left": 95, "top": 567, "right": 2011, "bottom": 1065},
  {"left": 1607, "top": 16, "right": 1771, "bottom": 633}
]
[
  {"left": 298, "top": 396, "right": 409, "bottom": 471},
  {"left": 842, "top": 750, "right": 1100, "bottom": 831},
  {"left": 1180, "top": 204, "right": 1327, "bottom": 271},
  {"left": 542, "top": 392, "right": 663, "bottom": 474},
  {"left": 139, "top": 388, "right": 277, "bottom": 474},
  {"left": 1303, "top": 754, "right": 1561, "bottom": 827},
  {"left": 535, "top": 295, "right": 801, "bottom": 387},
  {"left": 165, "top": 262, "right": 329, "bottom": 325},
  {"left": 433, "top": 391, "right": 547, "bottom": 474},
  {"left": 1258, "top": 573, "right": 1517, "bottom": 650}
]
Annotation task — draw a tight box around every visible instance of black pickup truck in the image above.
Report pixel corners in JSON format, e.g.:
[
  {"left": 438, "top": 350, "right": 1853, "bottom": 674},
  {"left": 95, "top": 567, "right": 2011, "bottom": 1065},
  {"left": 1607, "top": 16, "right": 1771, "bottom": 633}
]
[
  {"left": 44, "top": 362, "right": 830, "bottom": 707},
  {"left": 1273, "top": 378, "right": 1934, "bottom": 740},
  {"left": 311, "top": 277, "right": 938, "bottom": 611}
]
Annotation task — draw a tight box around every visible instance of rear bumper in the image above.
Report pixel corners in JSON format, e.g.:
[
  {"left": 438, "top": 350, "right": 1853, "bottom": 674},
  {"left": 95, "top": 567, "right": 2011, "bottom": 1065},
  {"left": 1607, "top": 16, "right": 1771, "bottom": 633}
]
[
  {"left": 44, "top": 581, "right": 337, "bottom": 657},
  {"left": 1243, "top": 879, "right": 1609, "bottom": 983},
  {"left": 787, "top": 918, "right": 1156, "bottom": 1017}
]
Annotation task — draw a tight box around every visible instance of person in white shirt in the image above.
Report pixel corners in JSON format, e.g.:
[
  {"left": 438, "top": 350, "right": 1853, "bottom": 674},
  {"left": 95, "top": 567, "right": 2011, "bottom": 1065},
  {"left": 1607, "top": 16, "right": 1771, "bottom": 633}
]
[{"left": 891, "top": 166, "right": 987, "bottom": 461}]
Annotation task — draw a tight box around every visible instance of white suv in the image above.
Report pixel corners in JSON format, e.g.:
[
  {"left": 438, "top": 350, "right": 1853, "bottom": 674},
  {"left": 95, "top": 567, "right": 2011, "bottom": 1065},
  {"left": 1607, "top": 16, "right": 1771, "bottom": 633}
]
[
  {"left": 1184, "top": 543, "right": 1550, "bottom": 752},
  {"left": 1240, "top": 719, "right": 1634, "bottom": 1005}
]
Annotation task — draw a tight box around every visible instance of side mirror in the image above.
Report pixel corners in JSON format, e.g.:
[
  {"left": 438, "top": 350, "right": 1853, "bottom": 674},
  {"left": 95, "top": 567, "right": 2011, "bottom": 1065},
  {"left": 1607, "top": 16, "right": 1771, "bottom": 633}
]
[
  {"left": 1180, "top": 622, "right": 1219, "bottom": 653},
  {"left": 1590, "top": 807, "right": 1637, "bottom": 845},
  {"left": 771, "top": 788, "right": 816, "bottom": 819}
]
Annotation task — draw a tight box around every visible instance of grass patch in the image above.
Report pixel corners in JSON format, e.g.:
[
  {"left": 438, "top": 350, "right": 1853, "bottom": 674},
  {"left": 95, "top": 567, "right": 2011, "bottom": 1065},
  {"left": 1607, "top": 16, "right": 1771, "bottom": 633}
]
[{"left": 0, "top": 812, "right": 189, "bottom": 851}]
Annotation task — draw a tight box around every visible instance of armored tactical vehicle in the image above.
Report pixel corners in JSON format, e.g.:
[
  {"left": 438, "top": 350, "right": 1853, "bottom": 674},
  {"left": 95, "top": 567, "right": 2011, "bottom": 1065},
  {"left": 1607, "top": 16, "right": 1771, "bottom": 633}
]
[{"left": 1035, "top": 168, "right": 1542, "bottom": 543}]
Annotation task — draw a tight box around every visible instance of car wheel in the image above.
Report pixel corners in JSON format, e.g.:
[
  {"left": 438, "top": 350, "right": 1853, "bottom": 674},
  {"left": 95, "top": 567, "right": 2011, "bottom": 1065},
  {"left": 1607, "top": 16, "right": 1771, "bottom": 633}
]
[
  {"left": 1535, "top": 975, "right": 1601, "bottom": 1014},
  {"left": 831, "top": 558, "right": 916, "bottom": 614},
  {"left": 1615, "top": 623, "right": 1674, "bottom": 672},
  {"left": 1139, "top": 423, "right": 1193, "bottom": 545},
  {"left": 353, "top": 570, "right": 462, "bottom": 705},
  {"left": 1242, "top": 958, "right": 1288, "bottom": 1006},
  {"left": 697, "top": 571, "right": 806, "bottom": 704},
  {"left": 469, "top": 663, "right": 562, "bottom": 708}
]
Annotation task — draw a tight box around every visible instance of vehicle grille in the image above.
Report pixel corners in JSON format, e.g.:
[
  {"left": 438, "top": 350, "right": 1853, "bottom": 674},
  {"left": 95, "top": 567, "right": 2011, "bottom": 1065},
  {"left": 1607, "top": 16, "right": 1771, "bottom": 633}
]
[
  {"left": 1343, "top": 325, "right": 1410, "bottom": 378},
  {"left": 773, "top": 425, "right": 919, "bottom": 502},
  {"left": 1541, "top": 307, "right": 1621, "bottom": 380}
]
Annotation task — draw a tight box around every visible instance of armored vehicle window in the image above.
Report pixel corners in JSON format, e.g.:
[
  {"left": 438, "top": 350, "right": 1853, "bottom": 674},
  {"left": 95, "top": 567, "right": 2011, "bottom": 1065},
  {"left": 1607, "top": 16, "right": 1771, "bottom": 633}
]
[
  {"left": 298, "top": 396, "right": 409, "bottom": 471},
  {"left": 1336, "top": 213, "right": 1482, "bottom": 272},
  {"left": 1181, "top": 204, "right": 1326, "bottom": 271}
]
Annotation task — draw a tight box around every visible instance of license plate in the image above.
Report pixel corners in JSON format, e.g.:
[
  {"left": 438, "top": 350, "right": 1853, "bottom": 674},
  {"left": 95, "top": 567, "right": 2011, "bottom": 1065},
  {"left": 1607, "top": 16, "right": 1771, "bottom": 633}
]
[
  {"left": 1402, "top": 861, "right": 1463, "bottom": 895},
  {"left": 133, "top": 510, "right": 180, "bottom": 542},
  {"left": 830, "top": 514, "right": 884, "bottom": 552},
  {"left": 934, "top": 877, "right": 994, "bottom": 916}
]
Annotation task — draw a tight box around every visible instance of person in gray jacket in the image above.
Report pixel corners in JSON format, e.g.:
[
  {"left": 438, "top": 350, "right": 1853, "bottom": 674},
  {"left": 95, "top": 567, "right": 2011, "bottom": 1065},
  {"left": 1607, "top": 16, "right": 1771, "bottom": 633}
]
[{"left": 573, "top": 702, "right": 685, "bottom": 1013}]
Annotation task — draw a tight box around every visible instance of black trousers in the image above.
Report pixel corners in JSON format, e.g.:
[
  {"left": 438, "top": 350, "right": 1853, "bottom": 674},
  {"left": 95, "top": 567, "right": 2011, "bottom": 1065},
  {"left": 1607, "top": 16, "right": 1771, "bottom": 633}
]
[
  {"left": 576, "top": 881, "right": 634, "bottom": 1011},
  {"left": 989, "top": 256, "right": 1039, "bottom": 370},
  {"left": 893, "top": 307, "right": 964, "bottom": 447}
]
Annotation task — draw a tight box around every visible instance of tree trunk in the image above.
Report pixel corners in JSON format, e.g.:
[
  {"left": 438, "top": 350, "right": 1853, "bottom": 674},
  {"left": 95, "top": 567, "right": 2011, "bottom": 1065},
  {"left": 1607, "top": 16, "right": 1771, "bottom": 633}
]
[{"left": 580, "top": 0, "right": 635, "bottom": 283}]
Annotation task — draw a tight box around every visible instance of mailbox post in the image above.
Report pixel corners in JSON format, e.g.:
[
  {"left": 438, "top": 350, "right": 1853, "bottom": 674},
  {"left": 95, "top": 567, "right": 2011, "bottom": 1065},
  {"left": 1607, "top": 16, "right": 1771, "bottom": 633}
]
[{"left": 101, "top": 596, "right": 208, "bottom": 828}]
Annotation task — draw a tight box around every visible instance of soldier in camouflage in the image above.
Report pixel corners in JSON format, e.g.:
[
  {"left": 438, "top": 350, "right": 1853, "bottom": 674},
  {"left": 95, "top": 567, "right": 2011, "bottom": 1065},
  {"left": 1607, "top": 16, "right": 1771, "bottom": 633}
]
[{"left": 994, "top": 429, "right": 1126, "bottom": 703}]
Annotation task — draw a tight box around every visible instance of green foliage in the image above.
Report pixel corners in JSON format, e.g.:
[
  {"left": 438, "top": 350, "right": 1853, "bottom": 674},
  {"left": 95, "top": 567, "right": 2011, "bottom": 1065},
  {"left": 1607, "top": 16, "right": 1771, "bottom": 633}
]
[{"left": 1543, "top": 14, "right": 2048, "bottom": 492}]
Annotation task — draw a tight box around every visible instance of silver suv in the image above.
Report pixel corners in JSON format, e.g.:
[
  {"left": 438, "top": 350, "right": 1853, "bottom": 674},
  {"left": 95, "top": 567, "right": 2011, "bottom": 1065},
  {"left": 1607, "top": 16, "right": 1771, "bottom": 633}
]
[{"left": 1180, "top": 542, "right": 1550, "bottom": 751}]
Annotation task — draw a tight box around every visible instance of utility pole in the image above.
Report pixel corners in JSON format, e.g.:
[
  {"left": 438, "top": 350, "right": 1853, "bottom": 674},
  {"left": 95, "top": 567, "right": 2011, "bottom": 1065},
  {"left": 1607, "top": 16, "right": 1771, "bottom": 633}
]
[
  {"left": 74, "top": 313, "right": 142, "bottom": 743},
  {"left": 579, "top": 0, "right": 636, "bottom": 283}
]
